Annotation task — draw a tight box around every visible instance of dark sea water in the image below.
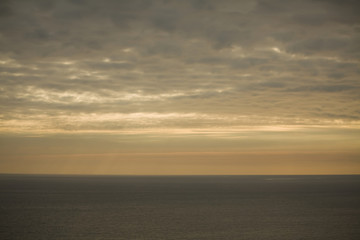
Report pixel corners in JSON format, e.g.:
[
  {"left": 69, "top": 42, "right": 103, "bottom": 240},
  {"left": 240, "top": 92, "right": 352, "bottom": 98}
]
[{"left": 0, "top": 175, "right": 360, "bottom": 240}]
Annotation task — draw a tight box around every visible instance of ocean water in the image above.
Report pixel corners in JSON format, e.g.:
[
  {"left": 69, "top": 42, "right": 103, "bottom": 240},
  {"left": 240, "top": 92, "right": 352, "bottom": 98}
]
[{"left": 0, "top": 175, "right": 359, "bottom": 240}]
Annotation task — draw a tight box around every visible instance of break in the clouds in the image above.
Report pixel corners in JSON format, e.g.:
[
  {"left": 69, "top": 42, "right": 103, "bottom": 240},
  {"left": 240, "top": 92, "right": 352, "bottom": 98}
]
[{"left": 0, "top": 0, "right": 359, "bottom": 174}]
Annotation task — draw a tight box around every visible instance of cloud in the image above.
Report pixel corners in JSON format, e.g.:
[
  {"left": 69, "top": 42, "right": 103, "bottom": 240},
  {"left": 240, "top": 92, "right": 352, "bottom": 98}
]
[
  {"left": 287, "top": 84, "right": 358, "bottom": 93},
  {"left": 0, "top": 0, "right": 12, "bottom": 18},
  {"left": 0, "top": 0, "right": 359, "bottom": 134}
]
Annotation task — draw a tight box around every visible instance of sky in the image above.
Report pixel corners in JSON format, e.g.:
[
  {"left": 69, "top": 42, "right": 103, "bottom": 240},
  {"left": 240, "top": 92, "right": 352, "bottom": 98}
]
[{"left": 0, "top": 0, "right": 359, "bottom": 175}]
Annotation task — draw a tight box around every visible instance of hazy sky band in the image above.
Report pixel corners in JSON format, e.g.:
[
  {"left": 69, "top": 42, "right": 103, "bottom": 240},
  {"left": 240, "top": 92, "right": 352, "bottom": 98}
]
[{"left": 0, "top": 0, "right": 359, "bottom": 174}]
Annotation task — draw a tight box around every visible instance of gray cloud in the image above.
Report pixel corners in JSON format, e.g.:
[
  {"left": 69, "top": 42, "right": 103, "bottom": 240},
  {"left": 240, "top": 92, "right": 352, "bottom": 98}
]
[
  {"left": 287, "top": 84, "right": 358, "bottom": 93},
  {"left": 0, "top": 0, "right": 359, "bottom": 133}
]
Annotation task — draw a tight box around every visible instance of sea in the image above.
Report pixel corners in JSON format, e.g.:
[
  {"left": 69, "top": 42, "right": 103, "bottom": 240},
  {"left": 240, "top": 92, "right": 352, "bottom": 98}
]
[{"left": 0, "top": 174, "right": 359, "bottom": 240}]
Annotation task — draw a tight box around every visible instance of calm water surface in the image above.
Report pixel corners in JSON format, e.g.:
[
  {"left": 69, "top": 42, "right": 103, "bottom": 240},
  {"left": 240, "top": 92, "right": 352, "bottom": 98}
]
[{"left": 1, "top": 175, "right": 360, "bottom": 239}]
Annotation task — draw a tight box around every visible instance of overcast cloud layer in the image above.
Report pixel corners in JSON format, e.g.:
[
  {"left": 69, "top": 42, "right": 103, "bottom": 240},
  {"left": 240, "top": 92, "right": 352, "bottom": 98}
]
[
  {"left": 1, "top": 0, "right": 360, "bottom": 174},
  {"left": 0, "top": 0, "right": 359, "bottom": 133}
]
